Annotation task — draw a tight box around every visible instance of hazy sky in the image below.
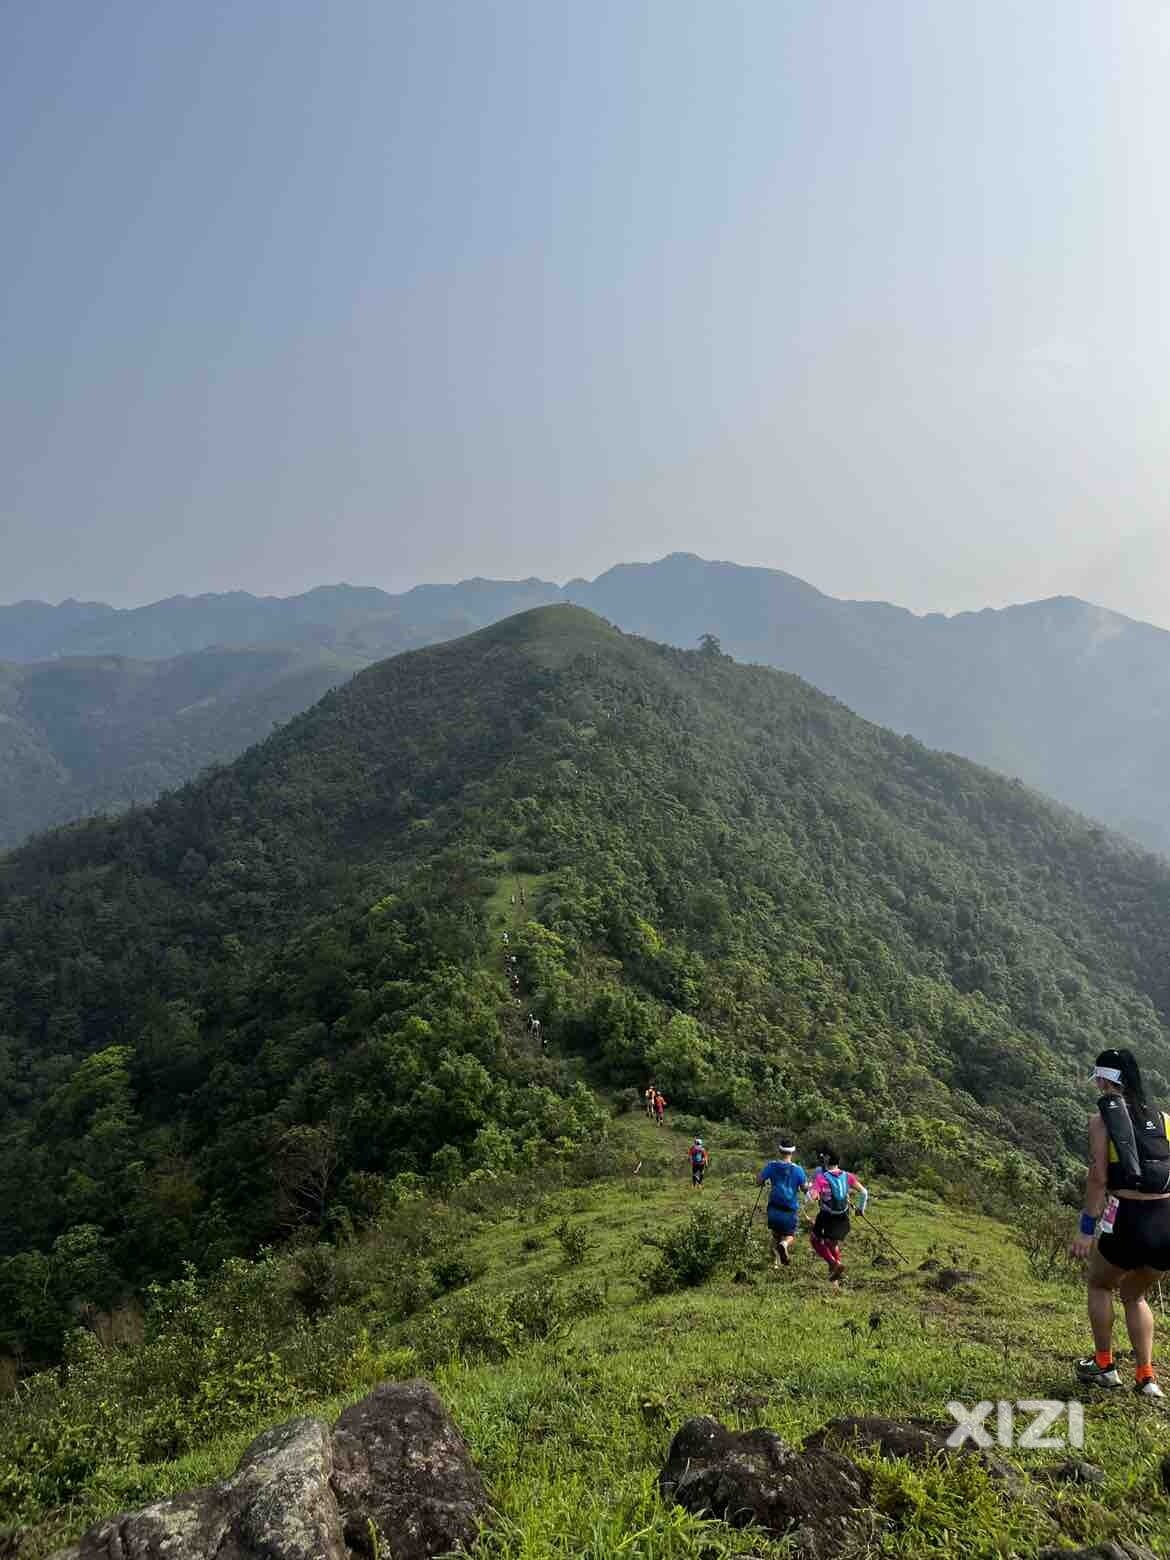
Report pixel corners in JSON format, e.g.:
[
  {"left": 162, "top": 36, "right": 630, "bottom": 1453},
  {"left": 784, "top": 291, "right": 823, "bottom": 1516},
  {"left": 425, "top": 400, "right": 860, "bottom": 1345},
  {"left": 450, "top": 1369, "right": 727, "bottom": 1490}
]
[{"left": 3, "top": 2, "right": 1170, "bottom": 621}]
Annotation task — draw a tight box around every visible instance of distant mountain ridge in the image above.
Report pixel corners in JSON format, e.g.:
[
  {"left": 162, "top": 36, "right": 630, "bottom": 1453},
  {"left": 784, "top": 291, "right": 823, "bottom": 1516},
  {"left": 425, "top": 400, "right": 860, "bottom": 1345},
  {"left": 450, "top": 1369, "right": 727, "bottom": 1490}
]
[
  {"left": 0, "top": 646, "right": 362, "bottom": 848},
  {"left": 5, "top": 554, "right": 1170, "bottom": 853},
  {"left": 570, "top": 556, "right": 1170, "bottom": 852},
  {"left": 0, "top": 579, "right": 561, "bottom": 662}
]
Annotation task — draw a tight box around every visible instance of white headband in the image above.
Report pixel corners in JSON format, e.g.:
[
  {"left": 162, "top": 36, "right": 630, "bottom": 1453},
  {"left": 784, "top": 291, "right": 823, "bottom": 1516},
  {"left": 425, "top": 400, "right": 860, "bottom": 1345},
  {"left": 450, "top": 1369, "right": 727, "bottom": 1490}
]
[
  {"left": 778, "top": 1142, "right": 796, "bottom": 1153},
  {"left": 1093, "top": 1066, "right": 1123, "bottom": 1084}
]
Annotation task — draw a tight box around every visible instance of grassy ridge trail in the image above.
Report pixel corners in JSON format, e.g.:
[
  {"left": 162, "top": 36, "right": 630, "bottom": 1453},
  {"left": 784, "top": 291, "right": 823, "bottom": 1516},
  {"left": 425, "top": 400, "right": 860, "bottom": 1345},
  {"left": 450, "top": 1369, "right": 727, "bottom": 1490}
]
[
  {"left": 437, "top": 1117, "right": 1170, "bottom": 1556},
  {"left": 10, "top": 1116, "right": 1170, "bottom": 1558}
]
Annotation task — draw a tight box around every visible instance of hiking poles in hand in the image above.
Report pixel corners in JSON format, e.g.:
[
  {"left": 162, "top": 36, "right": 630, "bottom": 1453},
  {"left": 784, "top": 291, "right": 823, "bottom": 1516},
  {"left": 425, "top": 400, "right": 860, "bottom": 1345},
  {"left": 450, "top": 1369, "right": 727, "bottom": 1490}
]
[
  {"left": 856, "top": 1205, "right": 907, "bottom": 1265},
  {"left": 743, "top": 1181, "right": 765, "bottom": 1249}
]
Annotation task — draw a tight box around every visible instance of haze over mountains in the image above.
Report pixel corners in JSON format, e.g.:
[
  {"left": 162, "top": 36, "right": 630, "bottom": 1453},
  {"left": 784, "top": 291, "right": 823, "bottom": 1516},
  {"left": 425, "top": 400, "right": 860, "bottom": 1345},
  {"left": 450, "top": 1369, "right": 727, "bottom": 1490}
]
[
  {"left": 4, "top": 554, "right": 1170, "bottom": 853},
  {"left": 0, "top": 647, "right": 362, "bottom": 848}
]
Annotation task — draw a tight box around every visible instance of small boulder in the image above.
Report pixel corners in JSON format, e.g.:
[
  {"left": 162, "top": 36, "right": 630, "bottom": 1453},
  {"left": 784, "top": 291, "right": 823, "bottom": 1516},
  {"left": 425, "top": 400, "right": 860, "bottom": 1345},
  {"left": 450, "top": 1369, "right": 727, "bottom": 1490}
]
[
  {"left": 49, "top": 1417, "right": 345, "bottom": 1560},
  {"left": 1036, "top": 1460, "right": 1106, "bottom": 1489},
  {"left": 330, "top": 1379, "right": 487, "bottom": 1559},
  {"left": 1037, "top": 1545, "right": 1160, "bottom": 1560},
  {"left": 931, "top": 1268, "right": 982, "bottom": 1293},
  {"left": 659, "top": 1416, "right": 875, "bottom": 1557},
  {"left": 802, "top": 1415, "right": 1022, "bottom": 1491},
  {"left": 803, "top": 1415, "right": 952, "bottom": 1462}
]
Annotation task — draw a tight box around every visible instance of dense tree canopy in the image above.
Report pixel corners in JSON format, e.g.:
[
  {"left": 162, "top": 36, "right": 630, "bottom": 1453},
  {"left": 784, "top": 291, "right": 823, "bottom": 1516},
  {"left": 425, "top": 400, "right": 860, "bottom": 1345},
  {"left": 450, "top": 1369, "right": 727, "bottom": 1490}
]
[{"left": 4, "top": 604, "right": 1170, "bottom": 1362}]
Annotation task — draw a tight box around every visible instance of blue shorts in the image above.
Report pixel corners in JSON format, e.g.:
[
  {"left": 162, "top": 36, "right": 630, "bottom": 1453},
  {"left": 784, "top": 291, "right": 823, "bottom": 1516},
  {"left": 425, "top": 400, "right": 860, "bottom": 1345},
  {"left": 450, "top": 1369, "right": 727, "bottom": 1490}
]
[{"left": 767, "top": 1207, "right": 798, "bottom": 1236}]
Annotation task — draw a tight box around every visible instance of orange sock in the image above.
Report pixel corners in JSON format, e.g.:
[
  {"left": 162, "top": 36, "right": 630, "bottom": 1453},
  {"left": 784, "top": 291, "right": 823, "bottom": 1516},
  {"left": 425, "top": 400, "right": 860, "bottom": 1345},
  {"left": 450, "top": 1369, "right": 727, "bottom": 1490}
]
[
  {"left": 1136, "top": 1364, "right": 1156, "bottom": 1384},
  {"left": 1095, "top": 1350, "right": 1114, "bottom": 1369}
]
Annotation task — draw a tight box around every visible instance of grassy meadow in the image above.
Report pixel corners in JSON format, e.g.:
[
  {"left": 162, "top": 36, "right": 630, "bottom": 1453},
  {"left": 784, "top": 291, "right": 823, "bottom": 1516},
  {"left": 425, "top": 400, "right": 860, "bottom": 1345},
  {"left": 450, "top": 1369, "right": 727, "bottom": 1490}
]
[{"left": 9, "top": 1113, "right": 1170, "bottom": 1559}]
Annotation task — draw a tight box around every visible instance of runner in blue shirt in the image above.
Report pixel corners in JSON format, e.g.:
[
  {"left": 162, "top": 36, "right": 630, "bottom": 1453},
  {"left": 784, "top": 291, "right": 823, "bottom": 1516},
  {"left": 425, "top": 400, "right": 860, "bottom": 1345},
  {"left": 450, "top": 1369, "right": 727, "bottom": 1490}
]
[{"left": 758, "top": 1139, "right": 808, "bottom": 1267}]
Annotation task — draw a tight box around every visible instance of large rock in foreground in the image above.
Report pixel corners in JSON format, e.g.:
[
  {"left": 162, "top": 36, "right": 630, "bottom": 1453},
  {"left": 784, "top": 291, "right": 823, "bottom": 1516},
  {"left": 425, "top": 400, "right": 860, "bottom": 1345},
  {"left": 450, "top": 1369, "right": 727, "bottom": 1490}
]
[
  {"left": 50, "top": 1417, "right": 345, "bottom": 1560},
  {"left": 331, "top": 1380, "right": 488, "bottom": 1559},
  {"left": 659, "top": 1416, "right": 877, "bottom": 1557},
  {"left": 49, "top": 1380, "right": 486, "bottom": 1560}
]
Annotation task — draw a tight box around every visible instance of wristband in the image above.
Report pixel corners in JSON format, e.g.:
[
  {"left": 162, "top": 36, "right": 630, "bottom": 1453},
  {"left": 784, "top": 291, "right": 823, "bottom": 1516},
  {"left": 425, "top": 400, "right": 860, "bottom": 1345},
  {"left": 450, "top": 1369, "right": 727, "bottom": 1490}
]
[{"left": 1079, "top": 1212, "right": 1096, "bottom": 1236}]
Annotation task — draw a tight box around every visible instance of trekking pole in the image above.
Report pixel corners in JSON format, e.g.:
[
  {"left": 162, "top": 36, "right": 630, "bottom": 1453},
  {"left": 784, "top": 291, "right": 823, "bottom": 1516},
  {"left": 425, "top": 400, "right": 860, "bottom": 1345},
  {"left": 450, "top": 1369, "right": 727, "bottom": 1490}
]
[
  {"left": 856, "top": 1206, "right": 908, "bottom": 1265},
  {"left": 743, "top": 1182, "right": 765, "bottom": 1248}
]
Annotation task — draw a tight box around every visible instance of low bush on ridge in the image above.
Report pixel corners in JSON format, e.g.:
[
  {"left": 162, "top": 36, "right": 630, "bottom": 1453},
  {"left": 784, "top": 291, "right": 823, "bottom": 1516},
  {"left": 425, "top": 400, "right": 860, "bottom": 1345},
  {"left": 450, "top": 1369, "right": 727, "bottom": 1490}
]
[
  {"left": 410, "top": 1277, "right": 605, "bottom": 1367},
  {"left": 640, "top": 1207, "right": 747, "bottom": 1295}
]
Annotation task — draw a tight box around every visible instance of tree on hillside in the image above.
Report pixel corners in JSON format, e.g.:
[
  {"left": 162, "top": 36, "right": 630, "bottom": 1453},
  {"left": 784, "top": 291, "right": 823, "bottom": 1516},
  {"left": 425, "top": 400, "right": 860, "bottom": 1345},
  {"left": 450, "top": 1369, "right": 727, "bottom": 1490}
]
[{"left": 698, "top": 633, "right": 722, "bottom": 656}]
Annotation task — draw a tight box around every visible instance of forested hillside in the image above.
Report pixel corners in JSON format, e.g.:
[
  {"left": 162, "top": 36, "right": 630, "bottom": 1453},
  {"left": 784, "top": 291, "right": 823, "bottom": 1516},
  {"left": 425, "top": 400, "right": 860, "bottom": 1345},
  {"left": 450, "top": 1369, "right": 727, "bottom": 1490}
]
[
  {"left": 0, "top": 647, "right": 361, "bottom": 849},
  {"left": 4, "top": 605, "right": 1170, "bottom": 1366},
  {"left": 572, "top": 553, "right": 1170, "bottom": 853},
  {"left": 11, "top": 555, "right": 1170, "bottom": 856},
  {"left": 0, "top": 582, "right": 559, "bottom": 848}
]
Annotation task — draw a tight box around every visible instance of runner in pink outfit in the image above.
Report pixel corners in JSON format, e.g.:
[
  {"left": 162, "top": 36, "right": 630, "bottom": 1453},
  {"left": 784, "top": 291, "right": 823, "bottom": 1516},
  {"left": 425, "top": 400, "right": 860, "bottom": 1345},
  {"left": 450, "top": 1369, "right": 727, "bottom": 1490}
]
[{"left": 806, "top": 1148, "right": 868, "bottom": 1287}]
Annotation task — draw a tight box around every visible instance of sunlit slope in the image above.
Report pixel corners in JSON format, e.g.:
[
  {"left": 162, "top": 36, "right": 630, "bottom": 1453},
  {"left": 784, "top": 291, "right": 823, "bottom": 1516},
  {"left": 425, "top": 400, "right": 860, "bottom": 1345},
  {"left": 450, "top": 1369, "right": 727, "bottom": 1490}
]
[{"left": 10, "top": 1121, "right": 1170, "bottom": 1560}]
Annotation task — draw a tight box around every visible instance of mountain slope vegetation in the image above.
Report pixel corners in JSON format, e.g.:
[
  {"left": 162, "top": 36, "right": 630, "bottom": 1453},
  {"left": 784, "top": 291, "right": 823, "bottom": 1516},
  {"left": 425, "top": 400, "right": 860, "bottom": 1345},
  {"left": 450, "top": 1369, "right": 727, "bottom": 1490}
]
[
  {"left": 4, "top": 606, "right": 1170, "bottom": 1370},
  {"left": 0, "top": 647, "right": 362, "bottom": 849},
  {"left": 571, "top": 553, "right": 1170, "bottom": 854},
  {"left": 9, "top": 554, "right": 1170, "bottom": 855},
  {"left": 0, "top": 583, "right": 560, "bottom": 848}
]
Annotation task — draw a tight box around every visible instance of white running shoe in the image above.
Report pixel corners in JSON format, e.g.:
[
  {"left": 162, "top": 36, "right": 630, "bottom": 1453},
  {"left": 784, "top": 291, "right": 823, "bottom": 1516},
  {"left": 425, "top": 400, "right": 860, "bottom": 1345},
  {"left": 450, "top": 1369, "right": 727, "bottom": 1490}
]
[
  {"left": 1135, "top": 1378, "right": 1165, "bottom": 1399},
  {"left": 1075, "top": 1358, "right": 1123, "bottom": 1389}
]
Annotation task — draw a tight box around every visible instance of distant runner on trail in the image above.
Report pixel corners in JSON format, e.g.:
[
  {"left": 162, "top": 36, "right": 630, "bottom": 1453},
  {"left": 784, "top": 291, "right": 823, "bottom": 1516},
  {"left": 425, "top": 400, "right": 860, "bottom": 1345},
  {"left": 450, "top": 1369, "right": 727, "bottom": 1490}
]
[
  {"left": 654, "top": 1091, "right": 666, "bottom": 1124},
  {"left": 644, "top": 1085, "right": 657, "bottom": 1119},
  {"left": 757, "top": 1140, "right": 808, "bottom": 1267},
  {"left": 806, "top": 1148, "right": 867, "bottom": 1288},
  {"left": 689, "top": 1138, "right": 709, "bottom": 1189},
  {"left": 1072, "top": 1047, "right": 1170, "bottom": 1398}
]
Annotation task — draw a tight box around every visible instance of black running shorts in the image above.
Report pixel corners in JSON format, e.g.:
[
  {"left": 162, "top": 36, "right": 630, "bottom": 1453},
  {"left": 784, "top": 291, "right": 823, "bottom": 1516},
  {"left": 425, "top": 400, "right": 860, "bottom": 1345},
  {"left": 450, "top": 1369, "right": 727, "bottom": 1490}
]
[
  {"left": 1097, "top": 1197, "right": 1170, "bottom": 1271},
  {"left": 813, "top": 1208, "right": 851, "bottom": 1245}
]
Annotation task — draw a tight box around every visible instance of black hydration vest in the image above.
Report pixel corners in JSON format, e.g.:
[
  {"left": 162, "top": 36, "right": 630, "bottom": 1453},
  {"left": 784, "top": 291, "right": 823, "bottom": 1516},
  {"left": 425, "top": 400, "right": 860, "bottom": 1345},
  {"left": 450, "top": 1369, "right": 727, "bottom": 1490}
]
[{"left": 1100, "top": 1094, "right": 1170, "bottom": 1193}]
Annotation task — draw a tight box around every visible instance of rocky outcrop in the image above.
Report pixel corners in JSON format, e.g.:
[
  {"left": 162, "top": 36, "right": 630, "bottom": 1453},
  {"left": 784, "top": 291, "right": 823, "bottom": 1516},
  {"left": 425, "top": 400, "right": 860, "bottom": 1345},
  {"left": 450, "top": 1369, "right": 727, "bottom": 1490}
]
[
  {"left": 49, "top": 1418, "right": 345, "bottom": 1560},
  {"left": 658, "top": 1417, "right": 878, "bottom": 1557},
  {"left": 656, "top": 1411, "right": 1082, "bottom": 1553},
  {"left": 802, "top": 1414, "right": 1024, "bottom": 1490},
  {"left": 49, "top": 1380, "right": 486, "bottom": 1560},
  {"left": 1036, "top": 1545, "right": 1161, "bottom": 1560},
  {"left": 331, "top": 1381, "right": 487, "bottom": 1559}
]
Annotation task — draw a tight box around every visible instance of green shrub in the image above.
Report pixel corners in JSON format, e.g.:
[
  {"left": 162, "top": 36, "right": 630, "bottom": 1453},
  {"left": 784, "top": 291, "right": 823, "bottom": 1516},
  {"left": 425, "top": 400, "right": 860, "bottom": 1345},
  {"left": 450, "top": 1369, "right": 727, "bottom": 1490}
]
[
  {"left": 291, "top": 1244, "right": 359, "bottom": 1320},
  {"left": 556, "top": 1219, "right": 590, "bottom": 1266},
  {"left": 432, "top": 1254, "right": 478, "bottom": 1292},
  {"left": 1013, "top": 1199, "right": 1082, "bottom": 1287},
  {"left": 640, "top": 1208, "right": 746, "bottom": 1295},
  {"left": 410, "top": 1277, "right": 603, "bottom": 1367}
]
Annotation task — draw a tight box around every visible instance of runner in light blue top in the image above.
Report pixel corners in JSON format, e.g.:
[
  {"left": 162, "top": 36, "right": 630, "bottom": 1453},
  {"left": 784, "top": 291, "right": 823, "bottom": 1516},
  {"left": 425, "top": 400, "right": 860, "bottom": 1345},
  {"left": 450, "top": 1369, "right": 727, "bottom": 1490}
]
[{"left": 758, "top": 1139, "right": 808, "bottom": 1267}]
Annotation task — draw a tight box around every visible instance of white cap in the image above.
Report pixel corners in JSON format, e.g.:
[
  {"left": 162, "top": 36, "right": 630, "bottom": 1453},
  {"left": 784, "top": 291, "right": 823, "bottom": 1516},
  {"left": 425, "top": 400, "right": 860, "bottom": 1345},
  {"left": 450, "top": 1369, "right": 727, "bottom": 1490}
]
[{"left": 1093, "top": 1066, "right": 1123, "bottom": 1084}]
